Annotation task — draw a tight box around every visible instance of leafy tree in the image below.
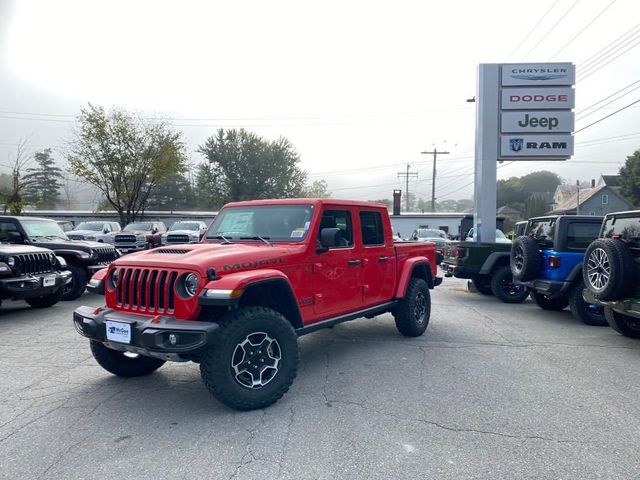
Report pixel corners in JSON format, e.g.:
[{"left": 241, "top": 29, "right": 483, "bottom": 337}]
[
  {"left": 524, "top": 193, "right": 548, "bottom": 218},
  {"left": 455, "top": 199, "right": 474, "bottom": 212},
  {"left": 302, "top": 179, "right": 331, "bottom": 198},
  {"left": 68, "top": 104, "right": 187, "bottom": 226},
  {"left": 22, "top": 148, "right": 63, "bottom": 209},
  {"left": 3, "top": 139, "right": 31, "bottom": 215},
  {"left": 437, "top": 199, "right": 458, "bottom": 212},
  {"left": 497, "top": 170, "right": 561, "bottom": 210},
  {"left": 146, "top": 172, "right": 195, "bottom": 211},
  {"left": 193, "top": 162, "right": 228, "bottom": 210},
  {"left": 620, "top": 149, "right": 640, "bottom": 207},
  {"left": 198, "top": 129, "right": 307, "bottom": 202}
]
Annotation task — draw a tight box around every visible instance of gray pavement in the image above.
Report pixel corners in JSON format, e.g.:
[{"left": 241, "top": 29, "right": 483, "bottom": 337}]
[{"left": 2, "top": 279, "right": 640, "bottom": 479}]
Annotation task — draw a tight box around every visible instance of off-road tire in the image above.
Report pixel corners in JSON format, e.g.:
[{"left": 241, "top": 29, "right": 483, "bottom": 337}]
[
  {"left": 583, "top": 238, "right": 635, "bottom": 301},
  {"left": 471, "top": 276, "right": 493, "bottom": 295},
  {"left": 531, "top": 291, "right": 568, "bottom": 311},
  {"left": 26, "top": 288, "right": 63, "bottom": 308},
  {"left": 511, "top": 236, "right": 540, "bottom": 281},
  {"left": 605, "top": 307, "right": 640, "bottom": 338},
  {"left": 568, "top": 279, "right": 606, "bottom": 326},
  {"left": 62, "top": 263, "right": 88, "bottom": 301},
  {"left": 491, "top": 266, "right": 529, "bottom": 303},
  {"left": 90, "top": 340, "right": 165, "bottom": 377},
  {"left": 200, "top": 306, "right": 299, "bottom": 411},
  {"left": 394, "top": 278, "right": 431, "bottom": 337}
]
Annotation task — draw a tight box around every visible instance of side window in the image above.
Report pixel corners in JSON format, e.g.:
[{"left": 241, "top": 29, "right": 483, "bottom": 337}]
[
  {"left": 318, "top": 209, "right": 353, "bottom": 247},
  {"left": 0, "top": 221, "right": 21, "bottom": 243},
  {"left": 359, "top": 211, "right": 384, "bottom": 245},
  {"left": 566, "top": 222, "right": 601, "bottom": 250}
]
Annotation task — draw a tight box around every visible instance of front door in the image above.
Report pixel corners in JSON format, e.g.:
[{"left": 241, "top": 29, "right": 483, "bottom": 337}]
[{"left": 312, "top": 208, "right": 362, "bottom": 319}]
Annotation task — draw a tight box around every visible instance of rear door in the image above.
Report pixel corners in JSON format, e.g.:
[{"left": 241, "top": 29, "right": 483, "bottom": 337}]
[
  {"left": 358, "top": 209, "right": 396, "bottom": 307},
  {"left": 311, "top": 208, "right": 363, "bottom": 318}
]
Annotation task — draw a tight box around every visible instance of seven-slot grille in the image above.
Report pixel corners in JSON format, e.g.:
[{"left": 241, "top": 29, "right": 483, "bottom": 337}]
[
  {"left": 116, "top": 267, "right": 179, "bottom": 313},
  {"left": 94, "top": 246, "right": 117, "bottom": 264},
  {"left": 16, "top": 253, "right": 55, "bottom": 275},
  {"left": 67, "top": 234, "right": 84, "bottom": 240},
  {"left": 166, "top": 234, "right": 190, "bottom": 244},
  {"left": 115, "top": 234, "right": 137, "bottom": 244}
]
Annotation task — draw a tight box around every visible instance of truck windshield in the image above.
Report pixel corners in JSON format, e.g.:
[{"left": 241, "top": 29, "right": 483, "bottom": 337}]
[
  {"left": 22, "top": 220, "right": 68, "bottom": 239},
  {"left": 206, "top": 205, "right": 314, "bottom": 242},
  {"left": 124, "top": 223, "right": 152, "bottom": 231},
  {"left": 170, "top": 222, "right": 201, "bottom": 231},
  {"left": 417, "top": 229, "right": 445, "bottom": 238},
  {"left": 75, "top": 222, "right": 104, "bottom": 231}
]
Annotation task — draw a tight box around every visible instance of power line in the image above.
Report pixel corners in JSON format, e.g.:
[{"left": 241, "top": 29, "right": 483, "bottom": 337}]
[
  {"left": 575, "top": 97, "right": 640, "bottom": 133},
  {"left": 576, "top": 78, "right": 640, "bottom": 117},
  {"left": 522, "top": 0, "right": 582, "bottom": 59},
  {"left": 576, "top": 80, "right": 640, "bottom": 120},
  {"left": 397, "top": 164, "right": 418, "bottom": 212},
  {"left": 420, "top": 148, "right": 449, "bottom": 211},
  {"left": 579, "top": 23, "right": 640, "bottom": 70},
  {"left": 506, "top": 0, "right": 561, "bottom": 60},
  {"left": 578, "top": 36, "right": 640, "bottom": 81},
  {"left": 549, "top": 0, "right": 618, "bottom": 60}
]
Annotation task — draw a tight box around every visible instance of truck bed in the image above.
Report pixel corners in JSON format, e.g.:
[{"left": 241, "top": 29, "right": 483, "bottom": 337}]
[{"left": 394, "top": 240, "right": 438, "bottom": 281}]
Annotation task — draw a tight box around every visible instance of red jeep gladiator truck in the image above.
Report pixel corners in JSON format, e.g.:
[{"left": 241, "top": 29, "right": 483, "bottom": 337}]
[{"left": 74, "top": 199, "right": 442, "bottom": 410}]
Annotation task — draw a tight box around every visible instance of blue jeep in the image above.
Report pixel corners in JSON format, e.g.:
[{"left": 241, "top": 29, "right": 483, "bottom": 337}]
[{"left": 510, "top": 215, "right": 606, "bottom": 326}]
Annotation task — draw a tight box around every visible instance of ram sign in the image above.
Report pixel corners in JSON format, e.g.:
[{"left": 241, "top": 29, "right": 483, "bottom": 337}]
[{"left": 500, "top": 134, "right": 574, "bottom": 158}]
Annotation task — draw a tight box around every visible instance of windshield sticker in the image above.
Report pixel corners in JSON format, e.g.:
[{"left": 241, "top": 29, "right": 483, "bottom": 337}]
[
  {"left": 304, "top": 221, "right": 310, "bottom": 231},
  {"left": 291, "top": 229, "right": 305, "bottom": 238}
]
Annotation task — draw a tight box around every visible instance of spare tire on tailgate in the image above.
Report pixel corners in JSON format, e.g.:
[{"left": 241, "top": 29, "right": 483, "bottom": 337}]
[
  {"left": 510, "top": 236, "right": 540, "bottom": 281},
  {"left": 583, "top": 238, "right": 636, "bottom": 301}
]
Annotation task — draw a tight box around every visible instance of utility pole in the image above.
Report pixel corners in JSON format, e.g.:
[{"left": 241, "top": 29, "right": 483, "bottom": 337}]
[
  {"left": 576, "top": 180, "right": 580, "bottom": 215},
  {"left": 421, "top": 148, "right": 450, "bottom": 212},
  {"left": 397, "top": 163, "right": 418, "bottom": 212}
]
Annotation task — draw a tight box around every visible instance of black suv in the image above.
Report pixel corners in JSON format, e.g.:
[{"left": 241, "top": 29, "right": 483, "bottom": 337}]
[
  {"left": 0, "top": 216, "right": 119, "bottom": 300},
  {"left": 0, "top": 244, "right": 71, "bottom": 308},
  {"left": 582, "top": 211, "right": 640, "bottom": 338},
  {"left": 510, "top": 215, "right": 605, "bottom": 326}
]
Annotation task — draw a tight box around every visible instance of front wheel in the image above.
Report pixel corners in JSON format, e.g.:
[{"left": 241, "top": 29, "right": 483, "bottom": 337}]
[
  {"left": 62, "top": 263, "right": 88, "bottom": 300},
  {"left": 26, "top": 288, "right": 63, "bottom": 308},
  {"left": 605, "top": 307, "right": 640, "bottom": 338},
  {"left": 530, "top": 292, "right": 568, "bottom": 311},
  {"left": 491, "top": 267, "right": 528, "bottom": 304},
  {"left": 568, "top": 280, "right": 606, "bottom": 326},
  {"left": 90, "top": 340, "right": 165, "bottom": 377},
  {"left": 394, "top": 278, "right": 431, "bottom": 337},
  {"left": 200, "top": 306, "right": 299, "bottom": 411}
]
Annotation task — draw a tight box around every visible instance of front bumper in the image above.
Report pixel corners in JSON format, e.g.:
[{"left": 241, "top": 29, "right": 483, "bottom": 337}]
[
  {"left": 582, "top": 289, "right": 640, "bottom": 319},
  {"left": 114, "top": 243, "right": 147, "bottom": 253},
  {"left": 73, "top": 306, "right": 220, "bottom": 361},
  {"left": 515, "top": 278, "right": 572, "bottom": 296},
  {"left": 0, "top": 270, "right": 72, "bottom": 300}
]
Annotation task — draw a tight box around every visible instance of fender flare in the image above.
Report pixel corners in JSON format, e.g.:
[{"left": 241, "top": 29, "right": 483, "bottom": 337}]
[
  {"left": 395, "top": 257, "right": 433, "bottom": 298},
  {"left": 566, "top": 262, "right": 583, "bottom": 283},
  {"left": 53, "top": 249, "right": 92, "bottom": 262},
  {"left": 199, "top": 269, "right": 303, "bottom": 329},
  {"left": 479, "top": 252, "right": 510, "bottom": 275}
]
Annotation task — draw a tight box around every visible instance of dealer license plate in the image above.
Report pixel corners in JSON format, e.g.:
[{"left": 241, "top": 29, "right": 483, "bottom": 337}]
[
  {"left": 105, "top": 321, "right": 132, "bottom": 344},
  {"left": 42, "top": 276, "right": 56, "bottom": 287}
]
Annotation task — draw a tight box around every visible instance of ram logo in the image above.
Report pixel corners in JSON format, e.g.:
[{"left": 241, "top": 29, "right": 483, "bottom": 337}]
[{"left": 510, "top": 138, "right": 524, "bottom": 152}]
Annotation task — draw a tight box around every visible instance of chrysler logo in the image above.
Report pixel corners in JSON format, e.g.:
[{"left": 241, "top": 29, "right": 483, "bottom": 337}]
[{"left": 510, "top": 73, "right": 568, "bottom": 81}]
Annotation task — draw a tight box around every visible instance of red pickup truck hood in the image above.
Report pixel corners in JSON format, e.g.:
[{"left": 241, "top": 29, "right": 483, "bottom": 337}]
[{"left": 111, "top": 242, "right": 304, "bottom": 275}]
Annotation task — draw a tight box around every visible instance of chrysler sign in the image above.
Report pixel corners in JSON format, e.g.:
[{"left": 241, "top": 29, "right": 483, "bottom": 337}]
[{"left": 501, "top": 63, "right": 575, "bottom": 86}]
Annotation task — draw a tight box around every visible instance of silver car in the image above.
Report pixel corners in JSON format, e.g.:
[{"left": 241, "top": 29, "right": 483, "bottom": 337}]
[
  {"left": 67, "top": 221, "right": 121, "bottom": 243},
  {"left": 162, "top": 221, "right": 207, "bottom": 245}
]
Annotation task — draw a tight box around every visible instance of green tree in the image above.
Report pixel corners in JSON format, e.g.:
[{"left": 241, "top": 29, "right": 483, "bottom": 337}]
[
  {"left": 193, "top": 162, "right": 228, "bottom": 210},
  {"left": 3, "top": 139, "right": 30, "bottom": 215},
  {"left": 68, "top": 104, "right": 187, "bottom": 226},
  {"left": 524, "top": 193, "right": 548, "bottom": 218},
  {"left": 302, "top": 179, "right": 331, "bottom": 198},
  {"left": 620, "top": 149, "right": 640, "bottom": 207},
  {"left": 198, "top": 129, "right": 307, "bottom": 202},
  {"left": 146, "top": 172, "right": 195, "bottom": 211},
  {"left": 497, "top": 170, "right": 561, "bottom": 209},
  {"left": 22, "top": 148, "right": 63, "bottom": 209},
  {"left": 371, "top": 198, "right": 392, "bottom": 209}
]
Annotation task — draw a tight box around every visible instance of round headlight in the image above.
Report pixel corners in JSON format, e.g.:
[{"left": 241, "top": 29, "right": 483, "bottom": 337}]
[
  {"left": 111, "top": 268, "right": 119, "bottom": 288},
  {"left": 90, "top": 249, "right": 98, "bottom": 260},
  {"left": 49, "top": 254, "right": 56, "bottom": 265},
  {"left": 184, "top": 273, "right": 198, "bottom": 297},
  {"left": 7, "top": 257, "right": 15, "bottom": 268}
]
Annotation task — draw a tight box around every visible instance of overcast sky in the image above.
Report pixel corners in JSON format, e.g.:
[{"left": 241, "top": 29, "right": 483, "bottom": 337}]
[{"left": 1, "top": 0, "right": 639, "bottom": 205}]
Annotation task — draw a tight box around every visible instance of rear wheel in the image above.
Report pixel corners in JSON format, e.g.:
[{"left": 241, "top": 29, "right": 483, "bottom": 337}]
[
  {"left": 491, "top": 266, "right": 528, "bottom": 304},
  {"left": 90, "top": 340, "right": 165, "bottom": 377},
  {"left": 394, "top": 278, "right": 431, "bottom": 337},
  {"left": 471, "top": 276, "right": 493, "bottom": 295},
  {"left": 62, "top": 263, "right": 87, "bottom": 300},
  {"left": 583, "top": 238, "right": 635, "bottom": 301},
  {"left": 26, "top": 288, "right": 63, "bottom": 308},
  {"left": 605, "top": 307, "right": 640, "bottom": 338},
  {"left": 568, "top": 279, "right": 606, "bottom": 326},
  {"left": 530, "top": 291, "right": 568, "bottom": 311},
  {"left": 200, "top": 306, "right": 299, "bottom": 411},
  {"left": 511, "top": 236, "right": 540, "bottom": 281}
]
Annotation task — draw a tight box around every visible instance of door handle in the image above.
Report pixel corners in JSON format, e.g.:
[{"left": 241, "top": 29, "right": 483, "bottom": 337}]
[
  {"left": 347, "top": 259, "right": 361, "bottom": 266},
  {"left": 378, "top": 256, "right": 390, "bottom": 262}
]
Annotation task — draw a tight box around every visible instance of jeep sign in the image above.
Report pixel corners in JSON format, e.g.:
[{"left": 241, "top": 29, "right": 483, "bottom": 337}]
[
  {"left": 501, "top": 87, "right": 575, "bottom": 109},
  {"left": 500, "top": 134, "right": 574, "bottom": 157},
  {"left": 501, "top": 111, "right": 574, "bottom": 133},
  {"left": 501, "top": 63, "right": 575, "bottom": 86}
]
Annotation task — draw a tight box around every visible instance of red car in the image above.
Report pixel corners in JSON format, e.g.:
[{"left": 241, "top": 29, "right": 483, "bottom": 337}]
[{"left": 74, "top": 199, "right": 442, "bottom": 410}]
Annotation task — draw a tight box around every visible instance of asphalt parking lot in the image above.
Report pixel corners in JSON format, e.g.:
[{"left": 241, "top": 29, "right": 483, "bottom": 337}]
[{"left": 2, "top": 279, "right": 640, "bottom": 480}]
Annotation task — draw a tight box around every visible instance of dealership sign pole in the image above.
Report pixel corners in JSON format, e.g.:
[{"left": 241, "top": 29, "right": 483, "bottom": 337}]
[{"left": 473, "top": 62, "right": 575, "bottom": 242}]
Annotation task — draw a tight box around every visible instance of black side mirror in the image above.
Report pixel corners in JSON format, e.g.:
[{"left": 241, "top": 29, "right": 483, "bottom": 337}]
[
  {"left": 317, "top": 227, "right": 341, "bottom": 252},
  {"left": 8, "top": 231, "right": 24, "bottom": 244}
]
